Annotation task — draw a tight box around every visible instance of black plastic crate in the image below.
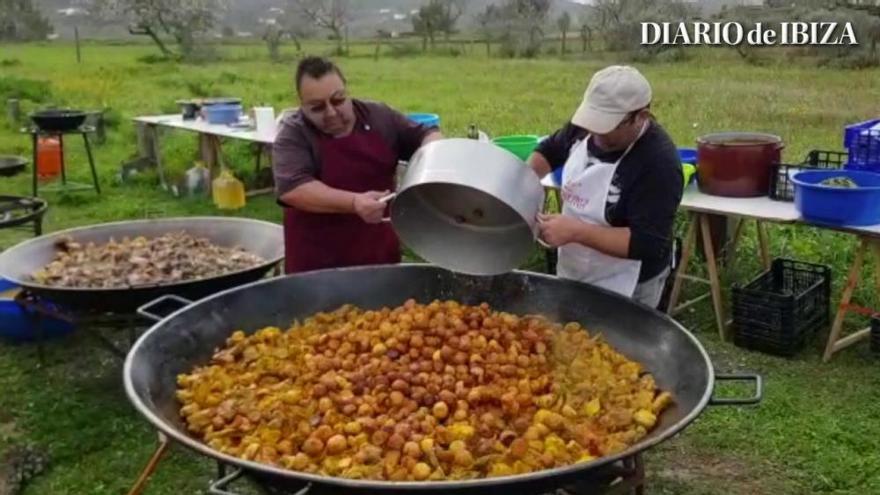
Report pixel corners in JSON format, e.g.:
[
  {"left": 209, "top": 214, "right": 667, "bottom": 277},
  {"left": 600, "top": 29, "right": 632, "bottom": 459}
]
[
  {"left": 732, "top": 258, "right": 831, "bottom": 356},
  {"left": 769, "top": 150, "right": 847, "bottom": 201}
]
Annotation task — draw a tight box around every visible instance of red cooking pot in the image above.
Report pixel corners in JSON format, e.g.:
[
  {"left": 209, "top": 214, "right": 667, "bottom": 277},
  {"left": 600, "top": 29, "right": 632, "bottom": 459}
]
[{"left": 696, "top": 132, "right": 784, "bottom": 197}]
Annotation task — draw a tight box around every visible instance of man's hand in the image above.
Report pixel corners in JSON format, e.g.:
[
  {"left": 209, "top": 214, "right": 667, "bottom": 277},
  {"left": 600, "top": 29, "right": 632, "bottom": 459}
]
[
  {"left": 537, "top": 213, "right": 584, "bottom": 247},
  {"left": 353, "top": 190, "right": 391, "bottom": 224}
]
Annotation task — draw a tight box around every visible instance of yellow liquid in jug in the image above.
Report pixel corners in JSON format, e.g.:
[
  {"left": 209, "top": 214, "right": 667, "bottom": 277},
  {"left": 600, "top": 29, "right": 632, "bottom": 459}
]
[{"left": 212, "top": 170, "right": 246, "bottom": 210}]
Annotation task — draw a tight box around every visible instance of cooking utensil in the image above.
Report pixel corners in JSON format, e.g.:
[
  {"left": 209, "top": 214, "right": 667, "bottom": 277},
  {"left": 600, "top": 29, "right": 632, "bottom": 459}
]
[
  {"left": 0, "top": 217, "right": 283, "bottom": 312},
  {"left": 29, "top": 109, "right": 88, "bottom": 132},
  {"left": 696, "top": 132, "right": 784, "bottom": 197},
  {"left": 126, "top": 265, "right": 761, "bottom": 494},
  {"left": 389, "top": 138, "right": 546, "bottom": 276},
  {"left": 0, "top": 155, "right": 27, "bottom": 177}
]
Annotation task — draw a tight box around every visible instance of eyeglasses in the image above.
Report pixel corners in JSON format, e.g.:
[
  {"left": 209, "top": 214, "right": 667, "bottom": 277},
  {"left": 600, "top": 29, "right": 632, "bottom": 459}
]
[{"left": 305, "top": 95, "right": 348, "bottom": 115}]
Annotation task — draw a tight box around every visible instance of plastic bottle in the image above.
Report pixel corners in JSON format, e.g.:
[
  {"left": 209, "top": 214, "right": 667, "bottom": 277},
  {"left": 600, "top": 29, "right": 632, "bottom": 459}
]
[
  {"left": 212, "top": 169, "right": 246, "bottom": 210},
  {"left": 184, "top": 161, "right": 210, "bottom": 197}
]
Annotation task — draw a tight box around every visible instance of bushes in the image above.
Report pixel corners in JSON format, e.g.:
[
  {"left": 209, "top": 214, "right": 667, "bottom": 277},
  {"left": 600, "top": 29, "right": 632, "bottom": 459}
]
[{"left": 0, "top": 76, "right": 51, "bottom": 103}]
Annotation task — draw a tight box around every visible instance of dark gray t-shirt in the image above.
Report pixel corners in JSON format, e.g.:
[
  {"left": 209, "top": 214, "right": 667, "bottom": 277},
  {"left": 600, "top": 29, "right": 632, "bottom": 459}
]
[
  {"left": 272, "top": 99, "right": 438, "bottom": 198},
  {"left": 535, "top": 121, "right": 683, "bottom": 282}
]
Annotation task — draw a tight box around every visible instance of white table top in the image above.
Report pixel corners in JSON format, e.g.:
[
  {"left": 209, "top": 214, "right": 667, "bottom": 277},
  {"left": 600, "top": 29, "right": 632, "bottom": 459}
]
[
  {"left": 541, "top": 178, "right": 880, "bottom": 237},
  {"left": 133, "top": 114, "right": 277, "bottom": 144}
]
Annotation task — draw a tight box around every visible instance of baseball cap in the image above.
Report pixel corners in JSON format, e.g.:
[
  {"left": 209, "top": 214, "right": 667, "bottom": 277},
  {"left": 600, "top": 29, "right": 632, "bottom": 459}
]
[{"left": 571, "top": 66, "right": 652, "bottom": 134}]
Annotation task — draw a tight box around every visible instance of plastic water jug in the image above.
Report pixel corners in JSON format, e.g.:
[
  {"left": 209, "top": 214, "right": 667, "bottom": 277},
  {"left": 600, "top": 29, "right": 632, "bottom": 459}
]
[
  {"left": 212, "top": 169, "right": 246, "bottom": 210},
  {"left": 184, "top": 161, "right": 210, "bottom": 196}
]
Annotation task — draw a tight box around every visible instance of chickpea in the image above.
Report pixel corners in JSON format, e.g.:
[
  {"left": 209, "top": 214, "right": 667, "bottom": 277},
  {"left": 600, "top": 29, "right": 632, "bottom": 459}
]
[
  {"left": 302, "top": 437, "right": 324, "bottom": 457},
  {"left": 392, "top": 379, "right": 410, "bottom": 393},
  {"left": 403, "top": 441, "right": 422, "bottom": 459},
  {"left": 389, "top": 391, "right": 405, "bottom": 407},
  {"left": 432, "top": 401, "right": 449, "bottom": 420},
  {"left": 453, "top": 449, "right": 474, "bottom": 467},
  {"left": 387, "top": 433, "right": 405, "bottom": 451},
  {"left": 412, "top": 462, "right": 432, "bottom": 480},
  {"left": 371, "top": 429, "right": 389, "bottom": 446},
  {"left": 326, "top": 434, "right": 348, "bottom": 455}
]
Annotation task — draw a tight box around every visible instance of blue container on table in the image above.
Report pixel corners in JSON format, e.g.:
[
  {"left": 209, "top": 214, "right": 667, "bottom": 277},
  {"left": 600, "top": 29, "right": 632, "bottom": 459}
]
[
  {"left": 678, "top": 147, "right": 698, "bottom": 165},
  {"left": 204, "top": 103, "right": 243, "bottom": 125},
  {"left": 791, "top": 169, "right": 880, "bottom": 226},
  {"left": 843, "top": 119, "right": 880, "bottom": 172},
  {"left": 0, "top": 278, "right": 75, "bottom": 343},
  {"left": 407, "top": 113, "right": 440, "bottom": 127}
]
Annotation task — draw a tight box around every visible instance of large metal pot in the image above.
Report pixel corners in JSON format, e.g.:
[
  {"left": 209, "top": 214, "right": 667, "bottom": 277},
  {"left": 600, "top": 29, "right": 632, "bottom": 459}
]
[
  {"left": 126, "top": 265, "right": 761, "bottom": 495},
  {"left": 390, "top": 139, "right": 545, "bottom": 276},
  {"left": 696, "top": 132, "right": 784, "bottom": 197}
]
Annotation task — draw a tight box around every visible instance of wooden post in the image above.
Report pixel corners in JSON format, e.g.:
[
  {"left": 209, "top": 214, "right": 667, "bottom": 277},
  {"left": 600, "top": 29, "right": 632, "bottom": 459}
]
[
  {"left": 75, "top": 26, "right": 82, "bottom": 64},
  {"left": 6, "top": 98, "right": 20, "bottom": 124},
  {"left": 94, "top": 111, "right": 106, "bottom": 144}
]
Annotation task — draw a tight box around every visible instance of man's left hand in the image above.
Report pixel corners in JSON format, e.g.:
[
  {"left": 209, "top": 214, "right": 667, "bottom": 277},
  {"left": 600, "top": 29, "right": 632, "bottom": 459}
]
[{"left": 537, "top": 214, "right": 584, "bottom": 248}]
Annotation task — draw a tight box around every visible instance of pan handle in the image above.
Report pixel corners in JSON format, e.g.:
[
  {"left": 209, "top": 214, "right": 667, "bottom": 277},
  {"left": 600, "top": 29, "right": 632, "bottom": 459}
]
[
  {"left": 137, "top": 294, "right": 193, "bottom": 322},
  {"left": 208, "top": 467, "right": 313, "bottom": 495},
  {"left": 710, "top": 373, "right": 763, "bottom": 406},
  {"left": 379, "top": 192, "right": 396, "bottom": 223}
]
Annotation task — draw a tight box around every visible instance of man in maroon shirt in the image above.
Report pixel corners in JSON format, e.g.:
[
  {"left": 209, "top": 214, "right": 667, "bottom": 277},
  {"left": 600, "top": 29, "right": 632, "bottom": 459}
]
[{"left": 272, "top": 57, "right": 442, "bottom": 274}]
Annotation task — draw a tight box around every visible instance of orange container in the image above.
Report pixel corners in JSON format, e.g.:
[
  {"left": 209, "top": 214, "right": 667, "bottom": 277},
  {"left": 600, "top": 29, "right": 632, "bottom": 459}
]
[{"left": 37, "top": 137, "right": 62, "bottom": 179}]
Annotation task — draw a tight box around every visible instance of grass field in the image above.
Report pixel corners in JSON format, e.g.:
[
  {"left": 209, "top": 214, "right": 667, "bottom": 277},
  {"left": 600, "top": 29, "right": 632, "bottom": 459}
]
[{"left": 1, "top": 41, "right": 880, "bottom": 494}]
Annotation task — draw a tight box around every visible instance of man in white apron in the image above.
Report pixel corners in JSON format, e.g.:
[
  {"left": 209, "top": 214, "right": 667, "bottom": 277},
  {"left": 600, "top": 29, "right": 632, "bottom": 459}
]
[{"left": 529, "top": 65, "right": 683, "bottom": 308}]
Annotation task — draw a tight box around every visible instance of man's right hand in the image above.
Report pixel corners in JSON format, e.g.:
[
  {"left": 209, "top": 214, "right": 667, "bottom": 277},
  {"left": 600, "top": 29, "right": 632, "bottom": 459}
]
[{"left": 353, "top": 190, "right": 391, "bottom": 224}]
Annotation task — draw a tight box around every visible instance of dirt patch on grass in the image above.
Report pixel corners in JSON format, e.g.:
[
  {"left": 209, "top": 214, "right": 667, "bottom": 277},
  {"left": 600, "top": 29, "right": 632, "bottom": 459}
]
[{"left": 649, "top": 442, "right": 797, "bottom": 495}]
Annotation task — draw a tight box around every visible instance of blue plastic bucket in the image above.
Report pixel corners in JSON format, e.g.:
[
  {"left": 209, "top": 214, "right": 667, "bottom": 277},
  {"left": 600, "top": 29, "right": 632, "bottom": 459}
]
[
  {"left": 407, "top": 113, "right": 440, "bottom": 127},
  {"left": 204, "top": 103, "right": 242, "bottom": 125},
  {"left": 678, "top": 147, "right": 698, "bottom": 165},
  {"left": 792, "top": 169, "right": 880, "bottom": 226},
  {"left": 0, "top": 278, "right": 75, "bottom": 343}
]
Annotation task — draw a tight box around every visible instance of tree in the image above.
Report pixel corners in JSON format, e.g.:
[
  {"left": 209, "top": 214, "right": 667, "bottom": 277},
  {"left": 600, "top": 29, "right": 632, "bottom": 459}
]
[
  {"left": 289, "top": 0, "right": 349, "bottom": 54},
  {"left": 86, "top": 0, "right": 226, "bottom": 58},
  {"left": 412, "top": 1, "right": 442, "bottom": 50},
  {"left": 475, "top": 4, "right": 503, "bottom": 56},
  {"left": 0, "top": 0, "right": 53, "bottom": 41},
  {"left": 579, "top": 22, "right": 592, "bottom": 52},
  {"left": 557, "top": 11, "right": 571, "bottom": 54},
  {"left": 474, "top": 0, "right": 551, "bottom": 58},
  {"left": 412, "top": 0, "right": 462, "bottom": 50},
  {"left": 586, "top": 0, "right": 697, "bottom": 53}
]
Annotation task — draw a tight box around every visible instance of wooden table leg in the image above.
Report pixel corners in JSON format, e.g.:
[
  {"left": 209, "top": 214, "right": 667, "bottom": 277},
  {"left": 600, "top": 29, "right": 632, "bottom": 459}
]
[
  {"left": 724, "top": 217, "right": 745, "bottom": 267},
  {"left": 667, "top": 212, "right": 697, "bottom": 315},
  {"left": 700, "top": 213, "right": 727, "bottom": 340},
  {"left": 757, "top": 220, "right": 771, "bottom": 270},
  {"left": 823, "top": 238, "right": 867, "bottom": 362},
  {"left": 150, "top": 125, "right": 167, "bottom": 190}
]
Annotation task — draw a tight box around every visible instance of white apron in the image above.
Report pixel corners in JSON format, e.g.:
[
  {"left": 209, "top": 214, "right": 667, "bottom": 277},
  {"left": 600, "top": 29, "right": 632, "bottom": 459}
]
[{"left": 556, "top": 123, "right": 647, "bottom": 298}]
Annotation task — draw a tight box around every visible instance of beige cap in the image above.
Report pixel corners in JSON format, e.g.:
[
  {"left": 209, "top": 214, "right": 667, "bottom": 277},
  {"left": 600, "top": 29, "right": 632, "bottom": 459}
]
[{"left": 571, "top": 65, "right": 652, "bottom": 134}]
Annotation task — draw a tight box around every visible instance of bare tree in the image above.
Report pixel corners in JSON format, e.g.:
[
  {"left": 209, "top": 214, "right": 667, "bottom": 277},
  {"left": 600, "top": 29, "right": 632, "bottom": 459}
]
[
  {"left": 86, "top": 0, "right": 226, "bottom": 58},
  {"left": 586, "top": 0, "right": 696, "bottom": 53},
  {"left": 557, "top": 11, "right": 571, "bottom": 54},
  {"left": 289, "top": 0, "right": 349, "bottom": 53}
]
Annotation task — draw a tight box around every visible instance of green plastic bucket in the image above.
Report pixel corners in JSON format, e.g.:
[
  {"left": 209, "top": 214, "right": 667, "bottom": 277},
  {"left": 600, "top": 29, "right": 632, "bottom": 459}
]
[{"left": 492, "top": 135, "right": 539, "bottom": 161}]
